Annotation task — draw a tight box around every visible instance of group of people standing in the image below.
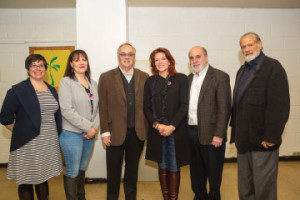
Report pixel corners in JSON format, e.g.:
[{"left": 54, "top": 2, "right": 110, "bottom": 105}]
[{"left": 0, "top": 31, "right": 290, "bottom": 200}]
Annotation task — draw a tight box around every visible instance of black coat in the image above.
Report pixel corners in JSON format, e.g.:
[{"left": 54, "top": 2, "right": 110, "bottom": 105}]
[
  {"left": 0, "top": 79, "right": 62, "bottom": 152},
  {"left": 230, "top": 55, "right": 290, "bottom": 153},
  {"left": 143, "top": 73, "right": 190, "bottom": 167}
]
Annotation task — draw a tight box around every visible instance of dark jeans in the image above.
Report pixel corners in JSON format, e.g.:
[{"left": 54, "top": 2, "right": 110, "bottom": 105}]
[
  {"left": 158, "top": 134, "right": 179, "bottom": 171},
  {"left": 188, "top": 126, "right": 225, "bottom": 200},
  {"left": 106, "top": 128, "right": 144, "bottom": 200}
]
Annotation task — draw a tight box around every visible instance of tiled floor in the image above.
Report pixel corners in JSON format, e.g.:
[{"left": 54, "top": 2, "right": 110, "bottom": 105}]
[{"left": 0, "top": 161, "right": 299, "bottom": 200}]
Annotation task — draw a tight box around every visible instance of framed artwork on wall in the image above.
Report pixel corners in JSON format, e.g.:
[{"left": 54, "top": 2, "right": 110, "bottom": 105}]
[{"left": 29, "top": 46, "right": 75, "bottom": 90}]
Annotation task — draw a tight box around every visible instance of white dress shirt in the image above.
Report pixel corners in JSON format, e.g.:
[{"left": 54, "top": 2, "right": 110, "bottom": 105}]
[{"left": 188, "top": 65, "right": 209, "bottom": 125}]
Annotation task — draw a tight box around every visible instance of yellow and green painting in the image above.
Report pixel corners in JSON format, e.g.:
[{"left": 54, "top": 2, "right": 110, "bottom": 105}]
[{"left": 29, "top": 46, "right": 75, "bottom": 90}]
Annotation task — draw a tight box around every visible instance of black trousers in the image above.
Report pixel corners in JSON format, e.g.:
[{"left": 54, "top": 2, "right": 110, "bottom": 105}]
[
  {"left": 106, "top": 128, "right": 144, "bottom": 200},
  {"left": 188, "top": 126, "right": 225, "bottom": 200}
]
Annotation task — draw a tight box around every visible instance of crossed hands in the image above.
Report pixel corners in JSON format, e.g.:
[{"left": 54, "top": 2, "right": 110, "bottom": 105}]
[
  {"left": 83, "top": 127, "right": 97, "bottom": 140},
  {"left": 154, "top": 123, "right": 175, "bottom": 137}
]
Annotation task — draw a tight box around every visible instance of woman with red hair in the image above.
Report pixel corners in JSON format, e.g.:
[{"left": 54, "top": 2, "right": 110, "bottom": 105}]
[{"left": 144, "top": 48, "right": 190, "bottom": 200}]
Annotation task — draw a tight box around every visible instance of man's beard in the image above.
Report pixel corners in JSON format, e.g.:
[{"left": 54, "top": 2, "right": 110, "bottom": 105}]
[
  {"left": 191, "top": 64, "right": 206, "bottom": 74},
  {"left": 243, "top": 46, "right": 261, "bottom": 62}
]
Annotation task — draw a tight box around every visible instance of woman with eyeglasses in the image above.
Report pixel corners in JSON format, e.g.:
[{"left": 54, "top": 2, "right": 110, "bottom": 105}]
[
  {"left": 0, "top": 54, "right": 63, "bottom": 200},
  {"left": 59, "top": 49, "right": 99, "bottom": 200},
  {"left": 143, "top": 48, "right": 190, "bottom": 200}
]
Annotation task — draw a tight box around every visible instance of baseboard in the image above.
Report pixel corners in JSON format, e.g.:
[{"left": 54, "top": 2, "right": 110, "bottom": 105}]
[
  {"left": 0, "top": 163, "right": 7, "bottom": 168},
  {"left": 225, "top": 155, "right": 300, "bottom": 163},
  {"left": 85, "top": 178, "right": 107, "bottom": 184},
  {"left": 278, "top": 156, "right": 300, "bottom": 161},
  {"left": 224, "top": 157, "right": 237, "bottom": 162},
  {"left": 1, "top": 155, "right": 299, "bottom": 184}
]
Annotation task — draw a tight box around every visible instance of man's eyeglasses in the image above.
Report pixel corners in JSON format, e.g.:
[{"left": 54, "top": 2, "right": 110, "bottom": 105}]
[{"left": 118, "top": 53, "right": 135, "bottom": 57}]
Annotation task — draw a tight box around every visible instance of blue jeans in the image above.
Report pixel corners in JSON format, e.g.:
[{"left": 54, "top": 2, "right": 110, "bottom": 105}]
[
  {"left": 158, "top": 134, "right": 179, "bottom": 171},
  {"left": 59, "top": 130, "right": 94, "bottom": 178}
]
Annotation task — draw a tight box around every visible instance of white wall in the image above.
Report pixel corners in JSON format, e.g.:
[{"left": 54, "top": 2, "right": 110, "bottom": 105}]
[
  {"left": 0, "top": 8, "right": 76, "bottom": 163},
  {"left": 128, "top": 7, "right": 300, "bottom": 157},
  {"left": 76, "top": 0, "right": 127, "bottom": 179},
  {"left": 0, "top": 6, "right": 299, "bottom": 164}
]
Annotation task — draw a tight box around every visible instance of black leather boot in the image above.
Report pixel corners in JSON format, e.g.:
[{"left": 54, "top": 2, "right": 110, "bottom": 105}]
[
  {"left": 35, "top": 181, "right": 49, "bottom": 200},
  {"left": 18, "top": 184, "right": 34, "bottom": 200},
  {"left": 63, "top": 175, "right": 78, "bottom": 200},
  {"left": 77, "top": 170, "right": 86, "bottom": 200}
]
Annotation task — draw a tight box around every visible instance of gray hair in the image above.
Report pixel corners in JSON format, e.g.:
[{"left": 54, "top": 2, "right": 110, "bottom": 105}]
[
  {"left": 202, "top": 47, "right": 208, "bottom": 56},
  {"left": 117, "top": 42, "right": 136, "bottom": 54},
  {"left": 240, "top": 32, "right": 261, "bottom": 44},
  {"left": 188, "top": 46, "right": 208, "bottom": 57}
]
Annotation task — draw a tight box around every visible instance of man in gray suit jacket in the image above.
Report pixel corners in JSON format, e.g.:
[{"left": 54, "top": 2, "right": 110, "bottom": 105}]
[
  {"left": 98, "top": 43, "right": 148, "bottom": 200},
  {"left": 187, "top": 46, "right": 231, "bottom": 200}
]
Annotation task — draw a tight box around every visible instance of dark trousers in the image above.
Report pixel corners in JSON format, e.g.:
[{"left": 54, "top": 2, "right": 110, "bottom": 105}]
[
  {"left": 237, "top": 150, "right": 279, "bottom": 200},
  {"left": 188, "top": 126, "right": 225, "bottom": 200},
  {"left": 106, "top": 128, "right": 144, "bottom": 200},
  {"left": 18, "top": 181, "right": 48, "bottom": 200}
]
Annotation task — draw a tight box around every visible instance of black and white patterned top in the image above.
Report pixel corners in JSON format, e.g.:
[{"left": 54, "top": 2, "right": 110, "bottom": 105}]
[{"left": 7, "top": 89, "right": 62, "bottom": 184}]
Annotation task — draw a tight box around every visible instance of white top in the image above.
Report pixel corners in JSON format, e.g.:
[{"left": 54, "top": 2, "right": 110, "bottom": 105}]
[
  {"left": 188, "top": 65, "right": 209, "bottom": 125},
  {"left": 119, "top": 66, "right": 134, "bottom": 82}
]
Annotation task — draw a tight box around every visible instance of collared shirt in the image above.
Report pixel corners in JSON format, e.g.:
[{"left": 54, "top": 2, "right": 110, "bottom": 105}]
[
  {"left": 188, "top": 65, "right": 209, "bottom": 125},
  {"left": 235, "top": 51, "right": 265, "bottom": 104},
  {"left": 119, "top": 66, "right": 134, "bottom": 83}
]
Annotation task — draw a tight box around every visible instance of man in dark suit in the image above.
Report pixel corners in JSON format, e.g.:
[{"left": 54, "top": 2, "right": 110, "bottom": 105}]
[
  {"left": 187, "top": 46, "right": 231, "bottom": 200},
  {"left": 98, "top": 43, "right": 148, "bottom": 200},
  {"left": 230, "top": 32, "right": 290, "bottom": 200}
]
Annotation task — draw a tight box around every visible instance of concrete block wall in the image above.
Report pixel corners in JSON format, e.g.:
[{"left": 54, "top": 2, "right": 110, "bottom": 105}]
[
  {"left": 0, "top": 8, "right": 76, "bottom": 163},
  {"left": 0, "top": 7, "right": 299, "bottom": 163},
  {"left": 128, "top": 7, "right": 300, "bottom": 157}
]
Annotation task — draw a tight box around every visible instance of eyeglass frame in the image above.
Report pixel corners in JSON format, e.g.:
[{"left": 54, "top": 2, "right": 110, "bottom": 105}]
[
  {"left": 118, "top": 52, "right": 135, "bottom": 58},
  {"left": 30, "top": 63, "right": 46, "bottom": 69}
]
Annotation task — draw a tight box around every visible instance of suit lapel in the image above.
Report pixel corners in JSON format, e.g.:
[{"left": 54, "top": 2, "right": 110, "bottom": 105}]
[
  {"left": 13, "top": 79, "right": 41, "bottom": 130},
  {"left": 113, "top": 68, "right": 126, "bottom": 101},
  {"left": 198, "top": 66, "right": 214, "bottom": 104},
  {"left": 237, "top": 56, "right": 265, "bottom": 104},
  {"left": 134, "top": 69, "right": 140, "bottom": 100},
  {"left": 232, "top": 67, "right": 243, "bottom": 106}
]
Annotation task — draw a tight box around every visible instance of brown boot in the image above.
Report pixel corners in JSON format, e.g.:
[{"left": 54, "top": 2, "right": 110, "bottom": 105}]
[
  {"left": 159, "top": 169, "right": 169, "bottom": 200},
  {"left": 169, "top": 171, "right": 180, "bottom": 200}
]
